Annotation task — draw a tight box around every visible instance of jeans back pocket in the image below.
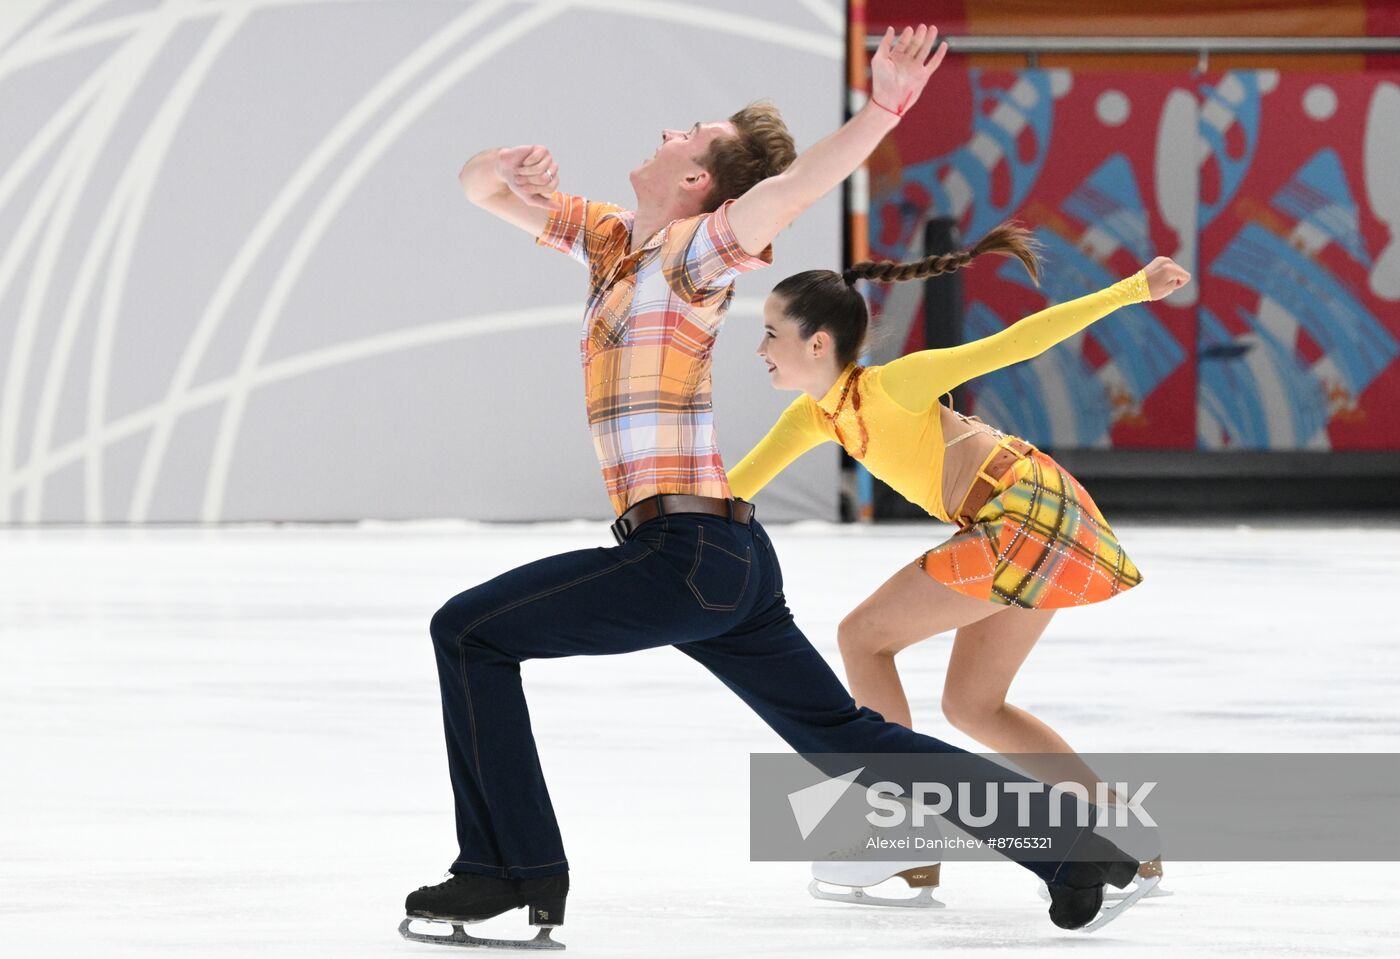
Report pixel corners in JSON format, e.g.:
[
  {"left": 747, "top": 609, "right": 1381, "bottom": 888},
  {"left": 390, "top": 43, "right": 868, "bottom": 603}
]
[{"left": 685, "top": 527, "right": 751, "bottom": 611}]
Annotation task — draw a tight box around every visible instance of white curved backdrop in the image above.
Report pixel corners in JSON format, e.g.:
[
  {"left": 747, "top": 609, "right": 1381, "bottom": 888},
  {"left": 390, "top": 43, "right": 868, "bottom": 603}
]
[{"left": 0, "top": 0, "right": 843, "bottom": 522}]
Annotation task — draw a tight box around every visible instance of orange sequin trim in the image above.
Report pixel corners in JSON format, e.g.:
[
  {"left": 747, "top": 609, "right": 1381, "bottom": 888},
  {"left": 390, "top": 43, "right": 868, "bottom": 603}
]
[{"left": 823, "top": 366, "right": 869, "bottom": 459}]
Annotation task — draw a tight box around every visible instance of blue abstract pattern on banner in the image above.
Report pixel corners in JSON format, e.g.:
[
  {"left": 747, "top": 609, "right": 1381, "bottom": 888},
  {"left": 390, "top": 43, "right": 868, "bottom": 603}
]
[
  {"left": 1198, "top": 72, "right": 1268, "bottom": 229},
  {"left": 1271, "top": 148, "right": 1372, "bottom": 268},
  {"left": 1064, "top": 154, "right": 1153, "bottom": 263},
  {"left": 1211, "top": 223, "right": 1397, "bottom": 400},
  {"left": 1001, "top": 230, "right": 1186, "bottom": 405},
  {"left": 1198, "top": 307, "right": 1328, "bottom": 449},
  {"left": 963, "top": 302, "right": 1110, "bottom": 448}
]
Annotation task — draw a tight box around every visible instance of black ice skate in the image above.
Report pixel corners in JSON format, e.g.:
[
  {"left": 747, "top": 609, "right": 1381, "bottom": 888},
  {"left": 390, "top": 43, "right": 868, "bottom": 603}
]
[
  {"left": 1039, "top": 855, "right": 1172, "bottom": 904},
  {"left": 1045, "top": 859, "right": 1159, "bottom": 933},
  {"left": 399, "top": 872, "right": 568, "bottom": 950}
]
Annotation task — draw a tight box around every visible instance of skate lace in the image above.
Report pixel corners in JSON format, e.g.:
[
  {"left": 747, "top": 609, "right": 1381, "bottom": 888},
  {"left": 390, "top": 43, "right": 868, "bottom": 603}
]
[
  {"left": 819, "top": 801, "right": 926, "bottom": 861},
  {"left": 418, "top": 872, "right": 471, "bottom": 891},
  {"left": 820, "top": 830, "right": 879, "bottom": 861}
]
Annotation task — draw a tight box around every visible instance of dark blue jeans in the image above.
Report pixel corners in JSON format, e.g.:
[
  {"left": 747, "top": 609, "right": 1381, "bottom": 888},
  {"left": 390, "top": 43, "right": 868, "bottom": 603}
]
[{"left": 429, "top": 511, "right": 1134, "bottom": 887}]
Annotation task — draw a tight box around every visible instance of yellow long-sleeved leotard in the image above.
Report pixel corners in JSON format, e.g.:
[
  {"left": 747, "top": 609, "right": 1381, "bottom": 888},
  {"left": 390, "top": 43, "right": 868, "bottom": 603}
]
[{"left": 727, "top": 272, "right": 1152, "bottom": 523}]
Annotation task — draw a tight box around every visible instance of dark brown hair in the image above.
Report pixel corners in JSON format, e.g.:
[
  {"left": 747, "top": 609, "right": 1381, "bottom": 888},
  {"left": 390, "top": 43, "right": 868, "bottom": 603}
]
[
  {"left": 774, "top": 222, "right": 1042, "bottom": 368},
  {"left": 699, "top": 101, "right": 797, "bottom": 212}
]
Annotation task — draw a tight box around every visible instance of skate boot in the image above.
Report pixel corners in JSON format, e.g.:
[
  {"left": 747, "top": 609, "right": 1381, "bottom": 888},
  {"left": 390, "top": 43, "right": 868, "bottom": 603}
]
[
  {"left": 810, "top": 859, "right": 944, "bottom": 908},
  {"left": 1041, "top": 855, "right": 1171, "bottom": 903},
  {"left": 1108, "top": 856, "right": 1171, "bottom": 900},
  {"left": 808, "top": 808, "right": 944, "bottom": 909},
  {"left": 1041, "top": 856, "right": 1170, "bottom": 901},
  {"left": 1046, "top": 859, "right": 1158, "bottom": 932},
  {"left": 399, "top": 872, "right": 568, "bottom": 950}
]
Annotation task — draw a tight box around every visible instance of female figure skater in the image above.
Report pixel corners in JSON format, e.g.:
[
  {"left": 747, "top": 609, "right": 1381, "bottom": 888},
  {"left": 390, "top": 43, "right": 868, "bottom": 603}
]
[{"left": 727, "top": 226, "right": 1189, "bottom": 907}]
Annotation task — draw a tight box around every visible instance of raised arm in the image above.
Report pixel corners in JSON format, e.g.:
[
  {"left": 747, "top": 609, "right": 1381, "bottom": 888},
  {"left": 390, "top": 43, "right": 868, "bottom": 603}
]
[
  {"left": 880, "top": 257, "right": 1192, "bottom": 412},
  {"left": 459, "top": 145, "right": 561, "bottom": 235},
  {"left": 727, "top": 396, "right": 830, "bottom": 500},
  {"left": 725, "top": 24, "right": 948, "bottom": 256}
]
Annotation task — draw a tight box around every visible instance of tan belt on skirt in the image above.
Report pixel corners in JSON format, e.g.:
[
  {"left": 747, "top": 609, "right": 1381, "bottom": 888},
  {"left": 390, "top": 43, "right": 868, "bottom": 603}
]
[{"left": 950, "top": 437, "right": 1036, "bottom": 528}]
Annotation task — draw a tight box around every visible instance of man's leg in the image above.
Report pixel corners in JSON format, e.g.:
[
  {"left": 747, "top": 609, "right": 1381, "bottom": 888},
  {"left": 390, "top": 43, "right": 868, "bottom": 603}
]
[
  {"left": 674, "top": 525, "right": 1136, "bottom": 888},
  {"left": 428, "top": 517, "right": 751, "bottom": 879}
]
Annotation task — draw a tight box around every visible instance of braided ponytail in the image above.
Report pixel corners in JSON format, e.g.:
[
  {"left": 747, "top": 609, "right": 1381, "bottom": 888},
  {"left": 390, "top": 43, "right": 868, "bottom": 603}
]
[
  {"left": 846, "top": 221, "right": 1042, "bottom": 287},
  {"left": 768, "top": 224, "right": 1042, "bottom": 371}
]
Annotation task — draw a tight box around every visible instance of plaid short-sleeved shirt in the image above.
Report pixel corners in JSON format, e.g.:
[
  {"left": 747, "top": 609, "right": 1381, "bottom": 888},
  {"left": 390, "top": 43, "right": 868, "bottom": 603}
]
[{"left": 537, "top": 192, "right": 772, "bottom": 515}]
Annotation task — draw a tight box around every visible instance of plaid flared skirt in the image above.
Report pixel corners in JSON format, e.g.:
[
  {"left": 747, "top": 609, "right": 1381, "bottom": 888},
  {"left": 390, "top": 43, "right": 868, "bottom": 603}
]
[{"left": 918, "top": 449, "right": 1143, "bottom": 609}]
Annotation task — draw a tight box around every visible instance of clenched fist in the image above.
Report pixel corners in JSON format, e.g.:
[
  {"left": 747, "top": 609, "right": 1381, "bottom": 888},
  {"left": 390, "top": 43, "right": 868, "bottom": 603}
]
[
  {"left": 496, "top": 145, "right": 561, "bottom": 210},
  {"left": 1142, "top": 256, "right": 1192, "bottom": 301}
]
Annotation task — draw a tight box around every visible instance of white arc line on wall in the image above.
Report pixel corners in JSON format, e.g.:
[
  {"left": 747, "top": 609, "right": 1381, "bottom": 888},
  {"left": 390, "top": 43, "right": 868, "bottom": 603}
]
[
  {"left": 3, "top": 0, "right": 837, "bottom": 521},
  {"left": 6, "top": 306, "right": 574, "bottom": 493},
  {"left": 0, "top": 0, "right": 108, "bottom": 76},
  {"left": 125, "top": 0, "right": 515, "bottom": 523},
  {"left": 3, "top": 298, "right": 762, "bottom": 498},
  {"left": 197, "top": 2, "right": 567, "bottom": 521},
  {"left": 195, "top": 0, "right": 840, "bottom": 522},
  {"left": 0, "top": 61, "right": 106, "bottom": 215},
  {"left": 793, "top": 0, "right": 845, "bottom": 35},
  {"left": 0, "top": 0, "right": 54, "bottom": 51},
  {"left": 0, "top": 1, "right": 184, "bottom": 522},
  {"left": 3, "top": 1, "right": 391, "bottom": 520},
  {"left": 0, "top": 0, "right": 394, "bottom": 80},
  {"left": 20, "top": 11, "right": 249, "bottom": 521}
]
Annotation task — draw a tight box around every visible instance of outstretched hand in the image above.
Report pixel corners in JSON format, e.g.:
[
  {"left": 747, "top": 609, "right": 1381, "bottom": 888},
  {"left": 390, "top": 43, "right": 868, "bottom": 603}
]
[
  {"left": 869, "top": 24, "right": 948, "bottom": 118},
  {"left": 1142, "top": 256, "right": 1192, "bottom": 301},
  {"left": 495, "top": 145, "right": 561, "bottom": 210}
]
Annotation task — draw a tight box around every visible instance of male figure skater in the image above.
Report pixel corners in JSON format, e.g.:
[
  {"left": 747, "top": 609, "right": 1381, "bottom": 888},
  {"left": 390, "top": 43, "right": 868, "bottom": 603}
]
[{"left": 403, "top": 25, "right": 1149, "bottom": 949}]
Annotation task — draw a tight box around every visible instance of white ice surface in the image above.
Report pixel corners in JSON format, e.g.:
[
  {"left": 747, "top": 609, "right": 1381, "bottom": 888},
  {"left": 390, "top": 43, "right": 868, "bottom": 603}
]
[{"left": 3, "top": 520, "right": 1398, "bottom": 957}]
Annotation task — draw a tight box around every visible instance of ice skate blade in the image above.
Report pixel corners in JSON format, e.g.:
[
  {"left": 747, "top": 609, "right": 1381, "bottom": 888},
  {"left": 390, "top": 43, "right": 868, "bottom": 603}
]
[
  {"left": 399, "top": 917, "right": 565, "bottom": 950},
  {"left": 1038, "top": 881, "right": 1172, "bottom": 902},
  {"left": 1107, "top": 883, "right": 1172, "bottom": 901},
  {"left": 808, "top": 879, "right": 945, "bottom": 909},
  {"left": 1080, "top": 875, "right": 1160, "bottom": 933}
]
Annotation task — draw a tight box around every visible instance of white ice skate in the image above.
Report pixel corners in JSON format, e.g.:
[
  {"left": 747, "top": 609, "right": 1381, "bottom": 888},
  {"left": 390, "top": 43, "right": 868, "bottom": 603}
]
[
  {"left": 809, "top": 859, "right": 944, "bottom": 908},
  {"left": 808, "top": 797, "right": 945, "bottom": 908}
]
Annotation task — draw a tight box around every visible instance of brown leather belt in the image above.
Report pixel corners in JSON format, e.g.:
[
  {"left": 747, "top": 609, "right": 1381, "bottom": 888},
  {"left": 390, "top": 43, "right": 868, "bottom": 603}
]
[
  {"left": 952, "top": 437, "right": 1035, "bottom": 528},
  {"left": 610, "top": 494, "right": 755, "bottom": 545}
]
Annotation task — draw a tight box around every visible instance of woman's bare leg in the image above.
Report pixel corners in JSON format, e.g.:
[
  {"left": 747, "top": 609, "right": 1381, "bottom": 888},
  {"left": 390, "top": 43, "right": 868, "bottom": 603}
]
[
  {"left": 836, "top": 562, "right": 1002, "bottom": 727},
  {"left": 940, "top": 608, "right": 1108, "bottom": 795}
]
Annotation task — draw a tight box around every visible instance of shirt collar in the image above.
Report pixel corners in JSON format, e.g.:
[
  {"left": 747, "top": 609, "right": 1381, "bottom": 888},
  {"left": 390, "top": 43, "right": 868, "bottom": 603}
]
[
  {"left": 636, "top": 226, "right": 670, "bottom": 252},
  {"left": 603, "top": 209, "right": 678, "bottom": 254},
  {"left": 816, "top": 363, "right": 860, "bottom": 415}
]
